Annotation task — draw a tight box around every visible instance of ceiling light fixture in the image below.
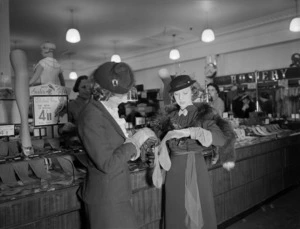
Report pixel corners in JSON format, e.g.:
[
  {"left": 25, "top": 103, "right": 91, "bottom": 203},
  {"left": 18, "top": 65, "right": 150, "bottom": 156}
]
[
  {"left": 111, "top": 41, "right": 121, "bottom": 63},
  {"left": 201, "top": 13, "right": 215, "bottom": 42},
  {"left": 169, "top": 34, "right": 180, "bottom": 60},
  {"left": 69, "top": 62, "right": 78, "bottom": 80},
  {"left": 111, "top": 54, "right": 121, "bottom": 63},
  {"left": 290, "top": 0, "right": 300, "bottom": 32},
  {"left": 66, "top": 9, "right": 81, "bottom": 43}
]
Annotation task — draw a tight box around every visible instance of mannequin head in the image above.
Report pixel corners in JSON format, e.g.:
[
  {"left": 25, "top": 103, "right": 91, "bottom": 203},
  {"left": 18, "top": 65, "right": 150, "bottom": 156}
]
[{"left": 40, "top": 41, "right": 56, "bottom": 58}]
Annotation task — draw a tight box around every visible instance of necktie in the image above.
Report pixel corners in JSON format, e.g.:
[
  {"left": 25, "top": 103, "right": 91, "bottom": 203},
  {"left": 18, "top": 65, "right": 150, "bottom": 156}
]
[{"left": 178, "top": 109, "right": 188, "bottom": 116}]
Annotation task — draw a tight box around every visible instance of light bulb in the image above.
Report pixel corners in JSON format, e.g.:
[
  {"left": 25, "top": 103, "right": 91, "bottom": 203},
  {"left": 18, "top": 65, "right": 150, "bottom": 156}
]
[
  {"left": 66, "top": 28, "right": 81, "bottom": 43},
  {"left": 69, "top": 71, "right": 78, "bottom": 80},
  {"left": 201, "top": 29, "right": 215, "bottom": 43},
  {"left": 289, "top": 17, "right": 300, "bottom": 32},
  {"left": 111, "top": 54, "right": 121, "bottom": 63},
  {"left": 169, "top": 49, "right": 180, "bottom": 60}
]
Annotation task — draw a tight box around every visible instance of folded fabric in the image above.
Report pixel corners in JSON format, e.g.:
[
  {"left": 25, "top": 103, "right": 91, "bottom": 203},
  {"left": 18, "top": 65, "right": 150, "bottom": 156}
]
[
  {"left": 29, "top": 159, "right": 49, "bottom": 179},
  {"left": 56, "top": 155, "right": 75, "bottom": 175},
  {"left": 152, "top": 146, "right": 164, "bottom": 188},
  {"left": 8, "top": 141, "right": 19, "bottom": 157},
  {"left": 0, "top": 141, "right": 9, "bottom": 156},
  {"left": 0, "top": 164, "right": 18, "bottom": 184},
  {"left": 12, "top": 161, "right": 36, "bottom": 184},
  {"left": 74, "top": 153, "right": 88, "bottom": 168},
  {"left": 185, "top": 153, "right": 203, "bottom": 229},
  {"left": 189, "top": 127, "right": 212, "bottom": 147}
]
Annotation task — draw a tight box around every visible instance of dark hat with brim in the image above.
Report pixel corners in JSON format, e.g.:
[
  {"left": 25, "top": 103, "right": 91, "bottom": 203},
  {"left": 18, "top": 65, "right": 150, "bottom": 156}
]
[
  {"left": 93, "top": 62, "right": 134, "bottom": 94},
  {"left": 169, "top": 75, "right": 196, "bottom": 92}
]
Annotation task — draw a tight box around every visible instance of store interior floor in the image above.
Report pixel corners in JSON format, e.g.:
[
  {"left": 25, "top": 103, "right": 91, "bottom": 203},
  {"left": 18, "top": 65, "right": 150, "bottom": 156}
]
[{"left": 223, "top": 186, "right": 300, "bottom": 229}]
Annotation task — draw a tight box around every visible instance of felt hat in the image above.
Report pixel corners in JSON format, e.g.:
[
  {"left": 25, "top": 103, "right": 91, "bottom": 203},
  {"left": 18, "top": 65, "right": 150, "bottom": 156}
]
[
  {"left": 93, "top": 62, "right": 135, "bottom": 94},
  {"left": 169, "top": 75, "right": 196, "bottom": 92}
]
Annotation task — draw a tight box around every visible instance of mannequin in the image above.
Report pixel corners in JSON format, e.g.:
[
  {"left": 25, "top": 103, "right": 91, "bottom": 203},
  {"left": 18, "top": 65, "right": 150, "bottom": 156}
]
[
  {"left": 10, "top": 49, "right": 33, "bottom": 156},
  {"left": 29, "top": 42, "right": 65, "bottom": 86}
]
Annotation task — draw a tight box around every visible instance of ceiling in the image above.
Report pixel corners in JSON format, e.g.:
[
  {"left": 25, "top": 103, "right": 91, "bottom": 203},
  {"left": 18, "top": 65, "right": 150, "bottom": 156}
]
[{"left": 9, "top": 0, "right": 295, "bottom": 78}]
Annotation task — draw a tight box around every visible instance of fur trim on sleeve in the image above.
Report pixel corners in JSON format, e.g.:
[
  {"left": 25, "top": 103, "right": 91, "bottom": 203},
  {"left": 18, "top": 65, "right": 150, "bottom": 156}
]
[{"left": 193, "top": 102, "right": 236, "bottom": 163}]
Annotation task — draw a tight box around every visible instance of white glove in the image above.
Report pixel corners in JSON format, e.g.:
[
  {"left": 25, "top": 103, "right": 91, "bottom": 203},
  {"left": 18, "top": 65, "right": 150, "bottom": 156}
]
[
  {"left": 125, "top": 127, "right": 157, "bottom": 161},
  {"left": 163, "top": 129, "right": 190, "bottom": 140}
]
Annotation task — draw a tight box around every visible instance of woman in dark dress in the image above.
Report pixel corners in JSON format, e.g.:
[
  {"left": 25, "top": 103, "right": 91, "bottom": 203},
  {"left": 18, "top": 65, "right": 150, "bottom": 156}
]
[{"left": 152, "top": 75, "right": 236, "bottom": 229}]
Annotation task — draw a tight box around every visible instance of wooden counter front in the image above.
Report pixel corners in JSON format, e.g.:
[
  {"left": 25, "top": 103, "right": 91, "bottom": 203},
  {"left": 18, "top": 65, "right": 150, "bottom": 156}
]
[
  {"left": 1, "top": 133, "right": 300, "bottom": 229},
  {"left": 0, "top": 169, "right": 161, "bottom": 229},
  {"left": 209, "top": 133, "right": 300, "bottom": 225}
]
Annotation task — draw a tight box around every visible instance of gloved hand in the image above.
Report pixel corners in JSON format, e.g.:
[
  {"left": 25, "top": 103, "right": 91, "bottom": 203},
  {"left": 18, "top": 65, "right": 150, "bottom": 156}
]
[
  {"left": 189, "top": 127, "right": 212, "bottom": 147},
  {"left": 125, "top": 127, "right": 157, "bottom": 161},
  {"left": 222, "top": 161, "right": 235, "bottom": 171}
]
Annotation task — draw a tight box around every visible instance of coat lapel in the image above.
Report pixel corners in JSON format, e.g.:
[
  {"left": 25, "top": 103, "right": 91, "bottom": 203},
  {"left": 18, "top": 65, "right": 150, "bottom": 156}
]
[{"left": 90, "top": 100, "right": 126, "bottom": 139}]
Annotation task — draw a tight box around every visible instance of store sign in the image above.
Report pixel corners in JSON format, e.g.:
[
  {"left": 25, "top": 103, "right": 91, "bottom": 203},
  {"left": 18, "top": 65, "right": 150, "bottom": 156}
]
[
  {"left": 33, "top": 96, "right": 68, "bottom": 126},
  {"left": 0, "top": 125, "right": 15, "bottom": 137},
  {"left": 30, "top": 83, "right": 70, "bottom": 96},
  {"left": 214, "top": 67, "right": 300, "bottom": 85}
]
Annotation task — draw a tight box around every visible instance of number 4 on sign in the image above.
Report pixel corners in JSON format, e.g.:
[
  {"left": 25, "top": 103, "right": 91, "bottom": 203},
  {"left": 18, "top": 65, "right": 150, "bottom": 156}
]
[{"left": 39, "top": 110, "right": 52, "bottom": 121}]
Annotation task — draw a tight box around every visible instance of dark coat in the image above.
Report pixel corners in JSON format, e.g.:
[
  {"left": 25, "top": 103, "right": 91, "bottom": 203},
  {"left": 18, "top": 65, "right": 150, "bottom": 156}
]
[{"left": 77, "top": 99, "right": 138, "bottom": 229}]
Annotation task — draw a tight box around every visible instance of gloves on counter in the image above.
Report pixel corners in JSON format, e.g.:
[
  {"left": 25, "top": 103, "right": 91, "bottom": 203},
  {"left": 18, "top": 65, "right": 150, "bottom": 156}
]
[
  {"left": 189, "top": 127, "right": 212, "bottom": 147},
  {"left": 125, "top": 127, "right": 157, "bottom": 161}
]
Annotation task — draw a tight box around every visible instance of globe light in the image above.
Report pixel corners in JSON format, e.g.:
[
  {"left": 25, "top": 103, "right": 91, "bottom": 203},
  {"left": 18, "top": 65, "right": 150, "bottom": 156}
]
[
  {"left": 69, "top": 71, "right": 78, "bottom": 80},
  {"left": 289, "top": 17, "right": 300, "bottom": 32},
  {"left": 111, "top": 54, "right": 121, "bottom": 63},
  {"left": 66, "top": 28, "right": 81, "bottom": 43},
  {"left": 201, "top": 28, "right": 215, "bottom": 43},
  {"left": 169, "top": 49, "right": 180, "bottom": 60}
]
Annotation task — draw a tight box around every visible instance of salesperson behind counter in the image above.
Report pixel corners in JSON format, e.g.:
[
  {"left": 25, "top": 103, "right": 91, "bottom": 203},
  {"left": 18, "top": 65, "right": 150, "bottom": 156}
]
[
  {"left": 77, "top": 62, "right": 157, "bottom": 229},
  {"left": 59, "top": 75, "right": 91, "bottom": 135}
]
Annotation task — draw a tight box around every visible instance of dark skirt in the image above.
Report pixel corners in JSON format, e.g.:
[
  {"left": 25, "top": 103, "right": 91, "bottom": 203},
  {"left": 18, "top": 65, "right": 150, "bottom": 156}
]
[
  {"left": 164, "top": 152, "right": 217, "bottom": 229},
  {"left": 85, "top": 200, "right": 139, "bottom": 229}
]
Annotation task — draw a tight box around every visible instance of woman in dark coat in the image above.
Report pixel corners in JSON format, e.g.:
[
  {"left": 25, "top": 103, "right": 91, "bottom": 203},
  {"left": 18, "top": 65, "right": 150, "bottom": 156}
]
[
  {"left": 152, "top": 75, "right": 236, "bottom": 229},
  {"left": 77, "top": 62, "right": 156, "bottom": 229}
]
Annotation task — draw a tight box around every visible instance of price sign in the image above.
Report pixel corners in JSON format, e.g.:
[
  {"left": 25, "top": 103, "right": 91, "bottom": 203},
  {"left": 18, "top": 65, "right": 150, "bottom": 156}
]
[
  {"left": 33, "top": 96, "right": 68, "bottom": 126},
  {"left": 0, "top": 125, "right": 15, "bottom": 137}
]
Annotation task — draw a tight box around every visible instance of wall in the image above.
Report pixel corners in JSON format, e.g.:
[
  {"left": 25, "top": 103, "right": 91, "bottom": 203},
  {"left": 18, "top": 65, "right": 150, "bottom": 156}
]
[{"left": 125, "top": 17, "right": 300, "bottom": 91}]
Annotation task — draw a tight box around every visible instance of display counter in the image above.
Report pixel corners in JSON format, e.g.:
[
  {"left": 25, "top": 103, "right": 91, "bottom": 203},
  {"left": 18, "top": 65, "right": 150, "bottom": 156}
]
[
  {"left": 0, "top": 151, "right": 161, "bottom": 229},
  {"left": 209, "top": 132, "right": 300, "bottom": 226},
  {"left": 1, "top": 132, "right": 300, "bottom": 229}
]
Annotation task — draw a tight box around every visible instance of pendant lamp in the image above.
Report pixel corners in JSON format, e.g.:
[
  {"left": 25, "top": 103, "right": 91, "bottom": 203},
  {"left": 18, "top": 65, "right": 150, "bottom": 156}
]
[
  {"left": 201, "top": 29, "right": 215, "bottom": 42},
  {"left": 290, "top": 0, "right": 300, "bottom": 32},
  {"left": 69, "top": 71, "right": 78, "bottom": 80},
  {"left": 66, "top": 9, "right": 81, "bottom": 43},
  {"left": 201, "top": 13, "right": 215, "bottom": 42},
  {"left": 69, "top": 62, "right": 78, "bottom": 80},
  {"left": 169, "top": 34, "right": 180, "bottom": 60},
  {"left": 111, "top": 41, "right": 121, "bottom": 63},
  {"left": 111, "top": 54, "right": 121, "bottom": 63}
]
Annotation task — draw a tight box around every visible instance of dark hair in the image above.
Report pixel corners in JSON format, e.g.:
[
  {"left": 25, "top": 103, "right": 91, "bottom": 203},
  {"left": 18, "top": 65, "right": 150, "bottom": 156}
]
[
  {"left": 207, "top": 83, "right": 220, "bottom": 95},
  {"left": 73, "top": 75, "right": 88, "bottom": 92}
]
